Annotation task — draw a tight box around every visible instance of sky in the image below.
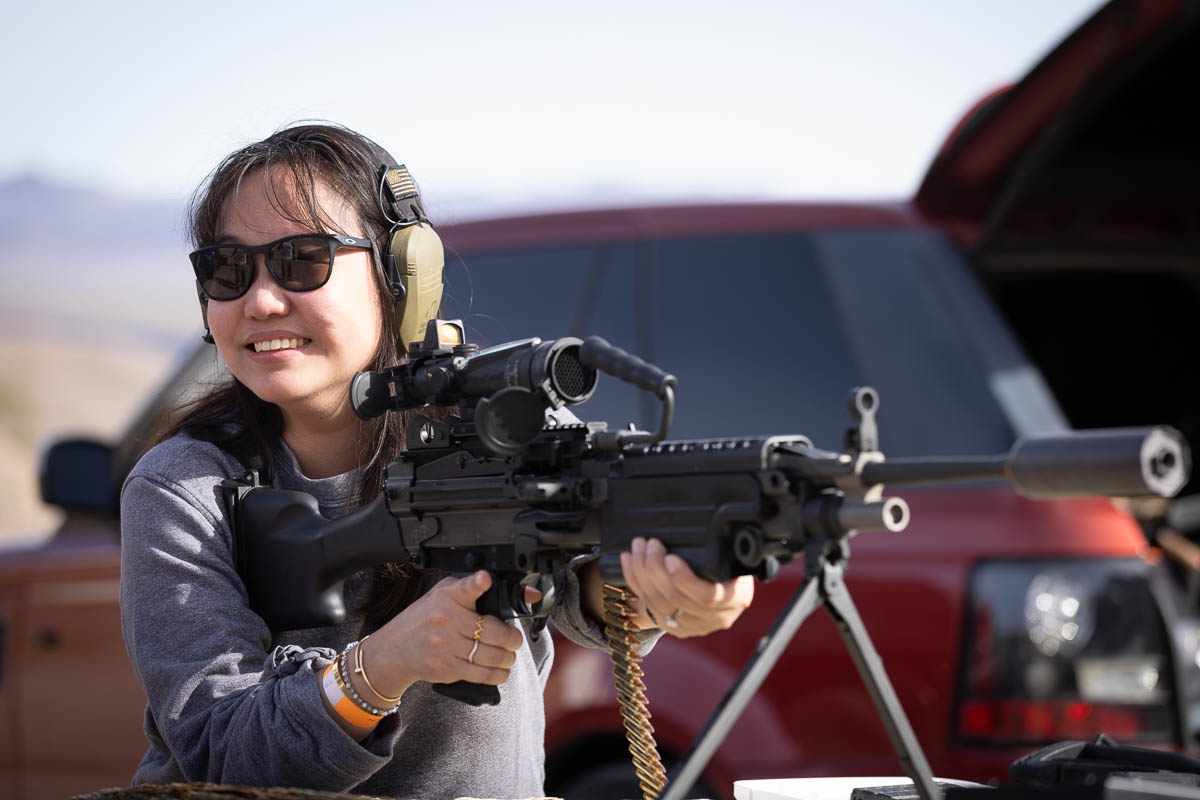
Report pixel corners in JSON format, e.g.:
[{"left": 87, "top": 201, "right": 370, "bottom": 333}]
[{"left": 1, "top": 0, "right": 1101, "bottom": 220}]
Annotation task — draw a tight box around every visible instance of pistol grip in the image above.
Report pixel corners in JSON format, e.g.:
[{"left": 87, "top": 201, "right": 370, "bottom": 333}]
[{"left": 429, "top": 578, "right": 510, "bottom": 707}]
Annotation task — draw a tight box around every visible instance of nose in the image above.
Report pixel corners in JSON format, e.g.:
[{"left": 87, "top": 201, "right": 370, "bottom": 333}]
[{"left": 242, "top": 254, "right": 289, "bottom": 319}]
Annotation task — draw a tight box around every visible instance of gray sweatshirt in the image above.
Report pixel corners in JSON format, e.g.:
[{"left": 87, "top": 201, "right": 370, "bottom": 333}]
[{"left": 119, "top": 433, "right": 629, "bottom": 799}]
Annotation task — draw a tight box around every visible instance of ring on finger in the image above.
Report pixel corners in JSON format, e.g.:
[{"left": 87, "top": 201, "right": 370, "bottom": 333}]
[
  {"left": 467, "top": 615, "right": 486, "bottom": 664},
  {"left": 665, "top": 609, "right": 683, "bottom": 629}
]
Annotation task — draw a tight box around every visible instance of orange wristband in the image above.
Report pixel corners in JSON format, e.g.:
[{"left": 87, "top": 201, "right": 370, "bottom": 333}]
[{"left": 322, "top": 663, "right": 384, "bottom": 728}]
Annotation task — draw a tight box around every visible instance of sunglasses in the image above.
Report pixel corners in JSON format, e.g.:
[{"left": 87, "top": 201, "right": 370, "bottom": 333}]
[{"left": 190, "top": 233, "right": 374, "bottom": 301}]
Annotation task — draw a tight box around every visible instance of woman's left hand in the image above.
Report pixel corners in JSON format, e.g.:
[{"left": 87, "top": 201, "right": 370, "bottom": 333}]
[{"left": 620, "top": 537, "right": 755, "bottom": 638}]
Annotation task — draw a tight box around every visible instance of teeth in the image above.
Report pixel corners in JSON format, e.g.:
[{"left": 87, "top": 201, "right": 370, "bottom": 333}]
[{"left": 253, "top": 337, "right": 309, "bottom": 353}]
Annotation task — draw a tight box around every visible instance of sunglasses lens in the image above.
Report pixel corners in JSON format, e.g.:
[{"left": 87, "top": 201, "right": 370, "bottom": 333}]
[
  {"left": 269, "top": 236, "right": 333, "bottom": 290},
  {"left": 195, "top": 247, "right": 252, "bottom": 300},
  {"left": 192, "top": 235, "right": 346, "bottom": 300}
]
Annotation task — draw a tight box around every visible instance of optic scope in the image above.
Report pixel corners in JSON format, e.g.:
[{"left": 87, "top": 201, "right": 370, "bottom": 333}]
[{"left": 350, "top": 320, "right": 599, "bottom": 419}]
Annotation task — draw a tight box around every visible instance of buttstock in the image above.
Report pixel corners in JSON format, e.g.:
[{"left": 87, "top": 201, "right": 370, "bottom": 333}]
[{"left": 231, "top": 487, "right": 348, "bottom": 632}]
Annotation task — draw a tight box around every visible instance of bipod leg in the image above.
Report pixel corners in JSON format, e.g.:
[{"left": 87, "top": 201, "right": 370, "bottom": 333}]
[
  {"left": 658, "top": 572, "right": 823, "bottom": 800},
  {"left": 821, "top": 560, "right": 940, "bottom": 800}
]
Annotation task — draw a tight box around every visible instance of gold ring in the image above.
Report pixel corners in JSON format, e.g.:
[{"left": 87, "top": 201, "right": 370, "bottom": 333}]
[{"left": 473, "top": 615, "right": 485, "bottom": 640}]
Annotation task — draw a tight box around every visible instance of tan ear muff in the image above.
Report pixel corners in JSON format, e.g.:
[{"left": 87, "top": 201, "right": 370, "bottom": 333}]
[{"left": 387, "top": 221, "right": 445, "bottom": 353}]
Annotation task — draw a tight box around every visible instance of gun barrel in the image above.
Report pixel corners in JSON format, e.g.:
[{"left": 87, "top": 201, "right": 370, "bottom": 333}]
[
  {"left": 860, "top": 456, "right": 1007, "bottom": 487},
  {"left": 861, "top": 426, "right": 1190, "bottom": 499},
  {"left": 838, "top": 496, "right": 911, "bottom": 533}
]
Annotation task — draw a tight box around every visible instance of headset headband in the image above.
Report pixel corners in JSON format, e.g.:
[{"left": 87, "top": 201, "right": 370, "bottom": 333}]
[{"left": 378, "top": 164, "right": 428, "bottom": 227}]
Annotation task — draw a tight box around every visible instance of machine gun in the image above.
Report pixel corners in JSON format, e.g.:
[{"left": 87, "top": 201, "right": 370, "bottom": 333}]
[{"left": 225, "top": 320, "right": 1190, "bottom": 800}]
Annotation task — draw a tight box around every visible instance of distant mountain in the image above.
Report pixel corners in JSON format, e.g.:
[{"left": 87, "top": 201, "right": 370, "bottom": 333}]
[
  {"left": 0, "top": 174, "right": 187, "bottom": 250},
  {"left": 0, "top": 173, "right": 713, "bottom": 248}
]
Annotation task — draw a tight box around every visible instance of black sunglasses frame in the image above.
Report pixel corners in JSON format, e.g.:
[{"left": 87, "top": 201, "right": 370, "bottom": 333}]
[{"left": 190, "top": 233, "right": 374, "bottom": 301}]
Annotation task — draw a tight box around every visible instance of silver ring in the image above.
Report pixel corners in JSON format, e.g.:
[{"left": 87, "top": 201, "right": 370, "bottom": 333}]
[
  {"left": 467, "top": 639, "right": 480, "bottom": 665},
  {"left": 665, "top": 609, "right": 683, "bottom": 629}
]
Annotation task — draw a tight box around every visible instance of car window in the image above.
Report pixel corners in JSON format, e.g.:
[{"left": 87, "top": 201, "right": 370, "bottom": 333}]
[
  {"left": 445, "top": 230, "right": 1024, "bottom": 457},
  {"left": 649, "top": 234, "right": 862, "bottom": 450},
  {"left": 810, "top": 230, "right": 1018, "bottom": 454},
  {"left": 443, "top": 245, "right": 596, "bottom": 346}
]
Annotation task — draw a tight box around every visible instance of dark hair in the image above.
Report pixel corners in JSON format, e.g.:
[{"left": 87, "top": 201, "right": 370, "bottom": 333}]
[{"left": 166, "top": 122, "right": 437, "bottom": 624}]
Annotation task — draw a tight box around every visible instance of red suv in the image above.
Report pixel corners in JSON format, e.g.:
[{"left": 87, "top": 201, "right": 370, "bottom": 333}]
[{"left": 9, "top": 1, "right": 1200, "bottom": 798}]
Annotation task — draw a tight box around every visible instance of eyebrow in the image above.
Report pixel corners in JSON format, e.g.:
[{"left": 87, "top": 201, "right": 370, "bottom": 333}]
[{"left": 213, "top": 233, "right": 245, "bottom": 246}]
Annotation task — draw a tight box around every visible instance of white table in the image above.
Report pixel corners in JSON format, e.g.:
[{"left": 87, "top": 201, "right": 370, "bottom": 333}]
[{"left": 733, "top": 777, "right": 988, "bottom": 800}]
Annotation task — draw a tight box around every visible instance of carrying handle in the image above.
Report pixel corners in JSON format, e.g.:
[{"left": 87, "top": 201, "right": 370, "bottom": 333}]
[
  {"left": 580, "top": 337, "right": 678, "bottom": 450},
  {"left": 580, "top": 336, "right": 675, "bottom": 398}
]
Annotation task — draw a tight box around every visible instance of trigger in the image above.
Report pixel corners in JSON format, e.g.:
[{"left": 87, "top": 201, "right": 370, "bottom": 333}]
[
  {"left": 508, "top": 578, "right": 532, "bottom": 617},
  {"left": 530, "top": 573, "right": 555, "bottom": 616}
]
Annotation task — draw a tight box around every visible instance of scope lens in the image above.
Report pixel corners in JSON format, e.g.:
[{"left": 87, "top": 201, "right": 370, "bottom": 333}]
[{"left": 551, "top": 347, "right": 596, "bottom": 403}]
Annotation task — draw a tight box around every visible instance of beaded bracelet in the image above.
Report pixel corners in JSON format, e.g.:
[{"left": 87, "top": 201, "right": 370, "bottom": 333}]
[
  {"left": 336, "top": 646, "right": 395, "bottom": 717},
  {"left": 335, "top": 643, "right": 398, "bottom": 718}
]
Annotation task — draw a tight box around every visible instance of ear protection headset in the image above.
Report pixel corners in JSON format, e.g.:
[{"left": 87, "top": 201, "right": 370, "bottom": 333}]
[{"left": 196, "top": 161, "right": 445, "bottom": 356}]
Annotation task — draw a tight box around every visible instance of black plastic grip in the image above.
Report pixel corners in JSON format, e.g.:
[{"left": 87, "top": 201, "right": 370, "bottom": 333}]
[
  {"left": 579, "top": 337, "right": 676, "bottom": 398},
  {"left": 433, "top": 680, "right": 501, "bottom": 706},
  {"left": 1006, "top": 426, "right": 1189, "bottom": 499}
]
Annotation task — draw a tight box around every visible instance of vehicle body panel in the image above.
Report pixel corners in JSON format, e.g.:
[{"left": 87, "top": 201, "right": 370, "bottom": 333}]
[{"left": 0, "top": 529, "right": 145, "bottom": 799}]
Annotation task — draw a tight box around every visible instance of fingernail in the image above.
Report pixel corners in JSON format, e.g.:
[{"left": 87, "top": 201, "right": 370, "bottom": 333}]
[
  {"left": 620, "top": 552, "right": 630, "bottom": 571},
  {"left": 665, "top": 554, "right": 684, "bottom": 574},
  {"left": 631, "top": 537, "right": 645, "bottom": 556},
  {"left": 476, "top": 571, "right": 488, "bottom": 587},
  {"left": 648, "top": 538, "right": 665, "bottom": 556}
]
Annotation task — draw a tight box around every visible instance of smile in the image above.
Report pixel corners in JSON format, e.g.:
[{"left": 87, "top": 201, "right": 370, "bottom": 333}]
[{"left": 252, "top": 337, "right": 311, "bottom": 353}]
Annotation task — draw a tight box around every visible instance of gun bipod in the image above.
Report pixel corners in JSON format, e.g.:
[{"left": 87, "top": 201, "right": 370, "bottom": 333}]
[{"left": 659, "top": 539, "right": 941, "bottom": 800}]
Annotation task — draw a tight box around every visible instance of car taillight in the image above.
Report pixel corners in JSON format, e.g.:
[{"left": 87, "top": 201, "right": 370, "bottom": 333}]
[{"left": 956, "top": 558, "right": 1176, "bottom": 745}]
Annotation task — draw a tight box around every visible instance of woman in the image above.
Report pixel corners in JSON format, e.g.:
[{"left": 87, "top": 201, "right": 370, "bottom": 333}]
[{"left": 119, "top": 123, "right": 754, "bottom": 799}]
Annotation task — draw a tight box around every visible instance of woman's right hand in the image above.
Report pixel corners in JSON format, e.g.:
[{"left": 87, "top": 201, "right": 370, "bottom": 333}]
[{"left": 355, "top": 571, "right": 524, "bottom": 703}]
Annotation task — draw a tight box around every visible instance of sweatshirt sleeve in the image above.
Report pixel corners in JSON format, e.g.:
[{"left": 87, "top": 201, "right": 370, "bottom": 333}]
[
  {"left": 549, "top": 552, "right": 661, "bottom": 655},
  {"left": 119, "top": 455, "right": 397, "bottom": 789}
]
